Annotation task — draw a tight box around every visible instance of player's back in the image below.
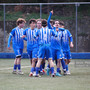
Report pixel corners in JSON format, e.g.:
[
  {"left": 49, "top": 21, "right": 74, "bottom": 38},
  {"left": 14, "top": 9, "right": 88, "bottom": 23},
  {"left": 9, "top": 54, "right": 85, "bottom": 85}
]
[{"left": 24, "top": 28, "right": 38, "bottom": 50}]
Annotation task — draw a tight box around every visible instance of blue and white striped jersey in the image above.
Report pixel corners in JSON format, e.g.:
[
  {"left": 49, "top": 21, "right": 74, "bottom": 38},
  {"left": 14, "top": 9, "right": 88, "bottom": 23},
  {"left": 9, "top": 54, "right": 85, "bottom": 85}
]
[
  {"left": 35, "top": 27, "right": 56, "bottom": 46},
  {"left": 23, "top": 28, "right": 38, "bottom": 50},
  {"left": 61, "top": 29, "right": 73, "bottom": 52},
  {"left": 51, "top": 29, "right": 63, "bottom": 50},
  {"left": 10, "top": 26, "right": 24, "bottom": 49}
]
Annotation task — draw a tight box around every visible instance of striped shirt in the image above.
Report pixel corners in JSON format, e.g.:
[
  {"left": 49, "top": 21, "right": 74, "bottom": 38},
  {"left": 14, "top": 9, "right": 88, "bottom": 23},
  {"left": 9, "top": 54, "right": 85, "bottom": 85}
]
[{"left": 10, "top": 26, "right": 24, "bottom": 49}]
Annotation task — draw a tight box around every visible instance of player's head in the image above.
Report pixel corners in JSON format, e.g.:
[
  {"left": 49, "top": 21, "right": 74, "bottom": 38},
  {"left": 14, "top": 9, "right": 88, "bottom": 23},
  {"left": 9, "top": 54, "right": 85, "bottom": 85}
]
[
  {"left": 42, "top": 19, "right": 47, "bottom": 27},
  {"left": 36, "top": 19, "right": 42, "bottom": 29},
  {"left": 16, "top": 18, "right": 26, "bottom": 28},
  {"left": 54, "top": 20, "right": 60, "bottom": 28},
  {"left": 59, "top": 21, "right": 64, "bottom": 28},
  {"left": 29, "top": 19, "right": 36, "bottom": 29}
]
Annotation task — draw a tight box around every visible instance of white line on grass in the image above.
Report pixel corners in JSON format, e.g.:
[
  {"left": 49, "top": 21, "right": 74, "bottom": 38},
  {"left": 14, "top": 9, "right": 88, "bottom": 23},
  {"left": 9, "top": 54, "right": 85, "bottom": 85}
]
[{"left": 0, "top": 66, "right": 31, "bottom": 71}]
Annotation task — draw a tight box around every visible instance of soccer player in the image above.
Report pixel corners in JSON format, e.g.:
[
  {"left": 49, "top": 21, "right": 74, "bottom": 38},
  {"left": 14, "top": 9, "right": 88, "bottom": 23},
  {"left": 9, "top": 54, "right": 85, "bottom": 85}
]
[
  {"left": 7, "top": 18, "right": 26, "bottom": 75},
  {"left": 34, "top": 19, "right": 56, "bottom": 77},
  {"left": 59, "top": 21, "right": 74, "bottom": 75},
  {"left": 47, "top": 10, "right": 64, "bottom": 77},
  {"left": 22, "top": 19, "right": 38, "bottom": 76}
]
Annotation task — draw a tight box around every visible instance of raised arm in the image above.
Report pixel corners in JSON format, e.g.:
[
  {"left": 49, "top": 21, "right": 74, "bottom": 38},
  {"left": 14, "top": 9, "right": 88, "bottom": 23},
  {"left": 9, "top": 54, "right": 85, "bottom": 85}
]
[{"left": 47, "top": 10, "right": 53, "bottom": 29}]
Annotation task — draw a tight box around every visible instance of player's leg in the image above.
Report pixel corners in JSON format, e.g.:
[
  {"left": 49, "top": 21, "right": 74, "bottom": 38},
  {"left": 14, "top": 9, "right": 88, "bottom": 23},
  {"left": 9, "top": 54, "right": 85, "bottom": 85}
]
[
  {"left": 35, "top": 46, "right": 45, "bottom": 77},
  {"left": 13, "top": 58, "right": 17, "bottom": 74},
  {"left": 66, "top": 51, "right": 72, "bottom": 75},
  {"left": 56, "top": 50, "right": 62, "bottom": 77},
  {"left": 16, "top": 49, "right": 24, "bottom": 75},
  {"left": 47, "top": 48, "right": 55, "bottom": 75},
  {"left": 46, "top": 46, "right": 55, "bottom": 77},
  {"left": 29, "top": 48, "right": 38, "bottom": 76}
]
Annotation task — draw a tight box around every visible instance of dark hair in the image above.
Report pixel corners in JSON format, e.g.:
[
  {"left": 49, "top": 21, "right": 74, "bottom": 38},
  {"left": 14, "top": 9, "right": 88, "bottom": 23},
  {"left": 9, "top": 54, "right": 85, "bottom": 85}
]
[
  {"left": 42, "top": 19, "right": 47, "bottom": 27},
  {"left": 29, "top": 19, "right": 36, "bottom": 24},
  {"left": 16, "top": 18, "right": 26, "bottom": 25},
  {"left": 59, "top": 21, "right": 64, "bottom": 26}
]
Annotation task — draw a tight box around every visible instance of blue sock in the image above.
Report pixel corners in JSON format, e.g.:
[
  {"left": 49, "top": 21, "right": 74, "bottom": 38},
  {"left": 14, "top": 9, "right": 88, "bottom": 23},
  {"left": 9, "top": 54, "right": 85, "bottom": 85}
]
[
  {"left": 36, "top": 67, "right": 39, "bottom": 75},
  {"left": 13, "top": 64, "right": 17, "bottom": 71},
  {"left": 40, "top": 65, "right": 42, "bottom": 72},
  {"left": 34, "top": 67, "right": 36, "bottom": 71},
  {"left": 42, "top": 62, "right": 45, "bottom": 69},
  {"left": 47, "top": 64, "right": 50, "bottom": 68},
  {"left": 31, "top": 67, "right": 34, "bottom": 73},
  {"left": 50, "top": 67, "right": 54, "bottom": 74},
  {"left": 61, "top": 59, "right": 66, "bottom": 70},
  {"left": 17, "top": 64, "right": 21, "bottom": 71},
  {"left": 57, "top": 68, "right": 60, "bottom": 73},
  {"left": 66, "top": 64, "right": 68, "bottom": 71}
]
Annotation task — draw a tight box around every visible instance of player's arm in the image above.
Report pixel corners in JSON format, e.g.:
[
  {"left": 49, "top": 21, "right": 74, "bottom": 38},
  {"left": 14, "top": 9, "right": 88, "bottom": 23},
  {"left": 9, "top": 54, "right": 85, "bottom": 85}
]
[
  {"left": 21, "top": 29, "right": 27, "bottom": 38},
  {"left": 23, "top": 37, "right": 27, "bottom": 41},
  {"left": 7, "top": 34, "right": 12, "bottom": 49},
  {"left": 47, "top": 10, "right": 53, "bottom": 29},
  {"left": 7, "top": 29, "right": 15, "bottom": 49},
  {"left": 51, "top": 29, "right": 57, "bottom": 37},
  {"left": 67, "top": 30, "right": 74, "bottom": 48}
]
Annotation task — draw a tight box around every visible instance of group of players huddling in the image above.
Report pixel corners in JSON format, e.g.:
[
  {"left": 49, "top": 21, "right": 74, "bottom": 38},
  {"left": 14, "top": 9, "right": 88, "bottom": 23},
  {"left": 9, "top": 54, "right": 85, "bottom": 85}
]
[{"left": 8, "top": 10, "right": 74, "bottom": 77}]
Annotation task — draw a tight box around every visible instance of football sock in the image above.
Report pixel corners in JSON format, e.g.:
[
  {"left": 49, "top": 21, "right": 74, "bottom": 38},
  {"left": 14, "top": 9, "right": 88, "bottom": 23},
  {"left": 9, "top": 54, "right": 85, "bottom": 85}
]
[
  {"left": 31, "top": 67, "right": 34, "bottom": 73},
  {"left": 42, "top": 62, "right": 45, "bottom": 69},
  {"left": 57, "top": 68, "right": 60, "bottom": 73},
  {"left": 66, "top": 64, "right": 68, "bottom": 71},
  {"left": 40, "top": 65, "right": 42, "bottom": 72},
  {"left": 17, "top": 64, "right": 21, "bottom": 71},
  {"left": 36, "top": 67, "right": 39, "bottom": 75},
  {"left": 13, "top": 64, "right": 17, "bottom": 71},
  {"left": 50, "top": 67, "right": 54, "bottom": 74},
  {"left": 61, "top": 59, "right": 66, "bottom": 70}
]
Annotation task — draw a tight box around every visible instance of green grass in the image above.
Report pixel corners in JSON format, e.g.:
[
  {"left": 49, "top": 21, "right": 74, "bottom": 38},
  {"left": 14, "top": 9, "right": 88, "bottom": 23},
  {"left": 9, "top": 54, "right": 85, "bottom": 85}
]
[
  {"left": 0, "top": 59, "right": 90, "bottom": 90},
  {"left": 0, "top": 11, "right": 76, "bottom": 21}
]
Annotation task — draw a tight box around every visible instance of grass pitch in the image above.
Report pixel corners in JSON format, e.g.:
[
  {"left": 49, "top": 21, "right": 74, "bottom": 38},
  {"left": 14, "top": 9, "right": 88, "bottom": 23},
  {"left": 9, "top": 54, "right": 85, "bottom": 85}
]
[{"left": 0, "top": 59, "right": 90, "bottom": 90}]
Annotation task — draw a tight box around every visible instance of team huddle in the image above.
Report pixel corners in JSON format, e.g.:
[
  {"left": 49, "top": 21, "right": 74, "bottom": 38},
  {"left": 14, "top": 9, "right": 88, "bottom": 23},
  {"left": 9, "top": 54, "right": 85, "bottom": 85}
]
[{"left": 8, "top": 10, "right": 74, "bottom": 77}]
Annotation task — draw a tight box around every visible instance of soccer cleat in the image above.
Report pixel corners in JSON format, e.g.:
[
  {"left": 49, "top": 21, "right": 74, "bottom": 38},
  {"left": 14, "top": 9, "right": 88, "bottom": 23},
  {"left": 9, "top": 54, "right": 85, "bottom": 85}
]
[
  {"left": 12, "top": 70, "right": 17, "bottom": 74},
  {"left": 51, "top": 74, "right": 55, "bottom": 77},
  {"left": 17, "top": 71, "right": 24, "bottom": 75},
  {"left": 39, "top": 71, "right": 44, "bottom": 75},
  {"left": 29, "top": 72, "right": 33, "bottom": 77},
  {"left": 47, "top": 68, "right": 50, "bottom": 75},
  {"left": 66, "top": 70, "right": 71, "bottom": 75},
  {"left": 63, "top": 70, "right": 67, "bottom": 76},
  {"left": 42, "top": 69, "right": 46, "bottom": 74},
  {"left": 56, "top": 72, "right": 62, "bottom": 77}
]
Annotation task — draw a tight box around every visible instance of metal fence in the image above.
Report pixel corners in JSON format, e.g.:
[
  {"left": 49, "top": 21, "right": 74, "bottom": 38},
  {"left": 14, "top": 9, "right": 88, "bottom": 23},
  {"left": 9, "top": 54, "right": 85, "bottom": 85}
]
[{"left": 0, "top": 2, "right": 90, "bottom": 52}]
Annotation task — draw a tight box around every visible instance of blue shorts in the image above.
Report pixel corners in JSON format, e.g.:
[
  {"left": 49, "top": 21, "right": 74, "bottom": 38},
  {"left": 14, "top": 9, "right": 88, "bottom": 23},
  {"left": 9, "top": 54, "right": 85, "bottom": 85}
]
[
  {"left": 63, "top": 51, "right": 72, "bottom": 60},
  {"left": 38, "top": 45, "right": 52, "bottom": 60},
  {"left": 27, "top": 48, "right": 38, "bottom": 60},
  {"left": 13, "top": 48, "right": 23, "bottom": 57},
  {"left": 51, "top": 49, "right": 64, "bottom": 61}
]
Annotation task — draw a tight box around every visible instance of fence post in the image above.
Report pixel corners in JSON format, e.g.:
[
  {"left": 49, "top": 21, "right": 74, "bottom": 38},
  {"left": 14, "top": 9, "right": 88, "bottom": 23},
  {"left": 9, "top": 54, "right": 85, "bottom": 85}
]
[
  {"left": 3, "top": 4, "right": 6, "bottom": 52},
  {"left": 75, "top": 3, "right": 78, "bottom": 52}
]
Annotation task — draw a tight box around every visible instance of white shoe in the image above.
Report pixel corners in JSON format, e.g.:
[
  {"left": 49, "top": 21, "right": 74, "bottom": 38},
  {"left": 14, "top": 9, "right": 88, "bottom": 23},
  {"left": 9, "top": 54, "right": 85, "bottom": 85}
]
[
  {"left": 33, "top": 74, "right": 41, "bottom": 77},
  {"left": 17, "top": 71, "right": 24, "bottom": 75},
  {"left": 66, "top": 70, "right": 71, "bottom": 75}
]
